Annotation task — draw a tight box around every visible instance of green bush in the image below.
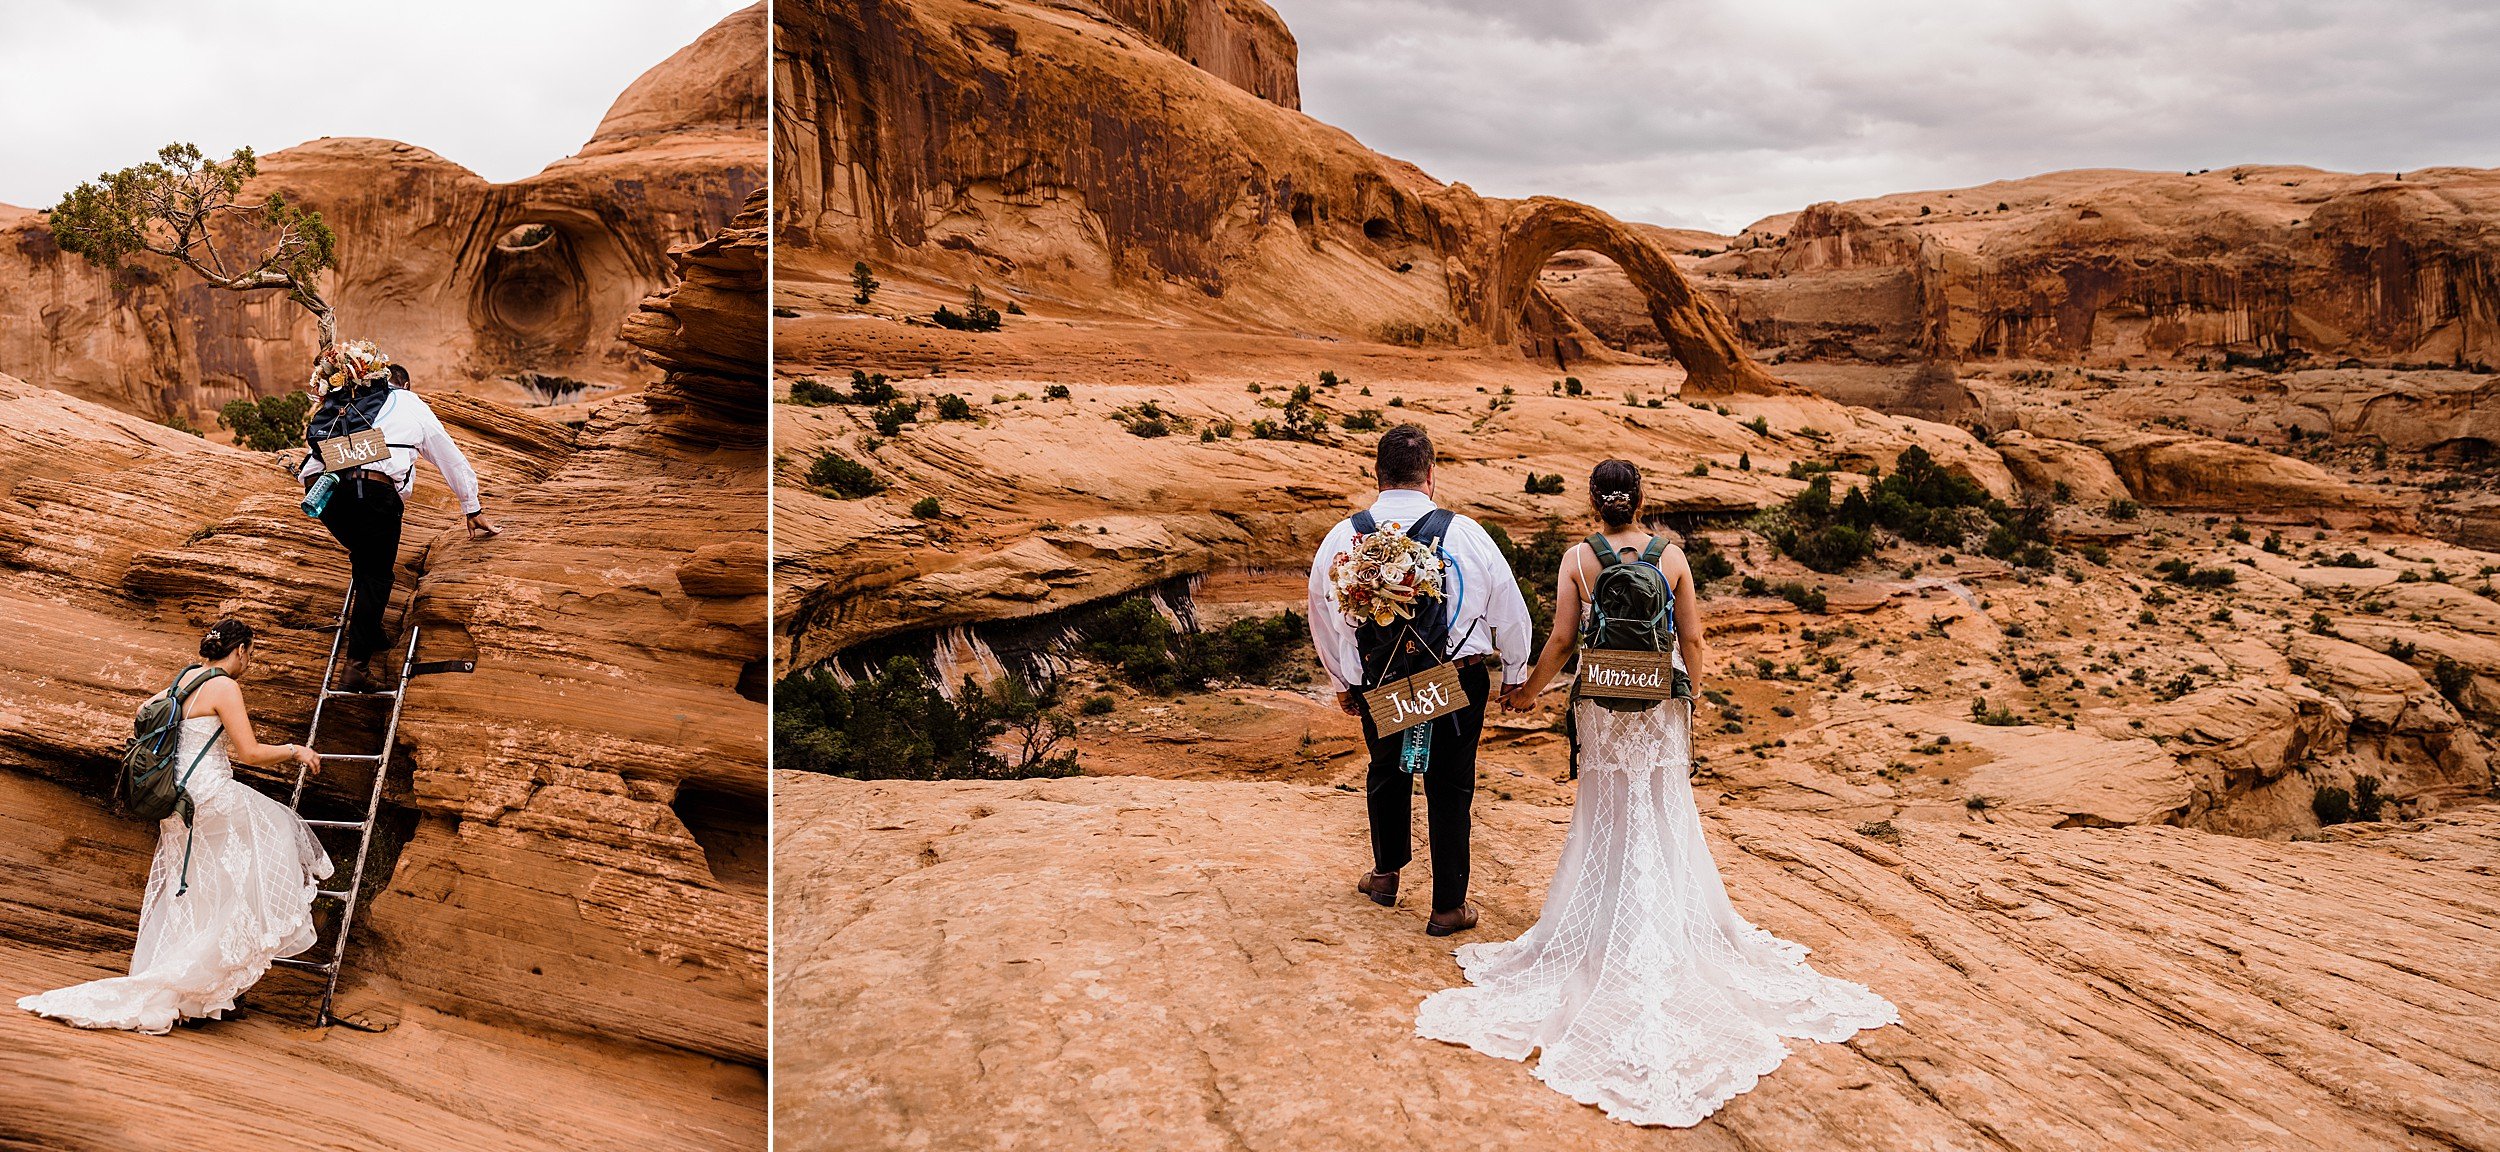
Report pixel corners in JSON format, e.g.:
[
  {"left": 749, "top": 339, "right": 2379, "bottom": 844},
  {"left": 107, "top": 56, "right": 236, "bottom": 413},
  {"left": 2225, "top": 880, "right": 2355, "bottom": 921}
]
[
  {"left": 2154, "top": 558, "right": 2238, "bottom": 588},
  {"left": 848, "top": 369, "right": 898, "bottom": 405},
  {"left": 1080, "top": 694, "right": 1117, "bottom": 716},
  {"left": 934, "top": 394, "right": 974, "bottom": 420},
  {"left": 1524, "top": 472, "right": 1566, "bottom": 495},
  {"left": 910, "top": 496, "right": 941, "bottom": 518},
  {"left": 2106, "top": 497, "right": 2142, "bottom": 520},
  {"left": 806, "top": 451, "right": 885, "bottom": 498},
  {"left": 871, "top": 399, "right": 921, "bottom": 436},
  {"left": 932, "top": 285, "right": 1002, "bottom": 331},
  {"left": 1075, "top": 599, "right": 1310, "bottom": 694},
  {"left": 787, "top": 377, "right": 843, "bottom": 406},
  {"left": 1686, "top": 536, "right": 1735, "bottom": 591},
  {"left": 217, "top": 391, "right": 313, "bottom": 452},
  {"left": 775, "top": 657, "right": 1079, "bottom": 780},
  {"left": 1043, "top": 384, "right": 1071, "bottom": 401},
  {"left": 2433, "top": 657, "right": 2473, "bottom": 706},
  {"left": 2313, "top": 783, "right": 2352, "bottom": 825},
  {"left": 1340, "top": 408, "right": 1385, "bottom": 432}
]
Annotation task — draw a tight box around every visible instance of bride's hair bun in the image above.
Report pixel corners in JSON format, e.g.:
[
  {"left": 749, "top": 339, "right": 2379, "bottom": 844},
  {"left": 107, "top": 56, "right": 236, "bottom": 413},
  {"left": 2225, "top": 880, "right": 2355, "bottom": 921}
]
[
  {"left": 200, "top": 619, "right": 255, "bottom": 660},
  {"left": 1589, "top": 459, "right": 1643, "bottom": 527}
]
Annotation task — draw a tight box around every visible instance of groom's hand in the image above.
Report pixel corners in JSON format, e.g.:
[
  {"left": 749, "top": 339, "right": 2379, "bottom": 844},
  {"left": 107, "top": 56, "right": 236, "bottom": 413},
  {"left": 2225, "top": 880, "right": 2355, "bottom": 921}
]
[
  {"left": 1334, "top": 690, "right": 1363, "bottom": 718},
  {"left": 1499, "top": 682, "right": 1528, "bottom": 711}
]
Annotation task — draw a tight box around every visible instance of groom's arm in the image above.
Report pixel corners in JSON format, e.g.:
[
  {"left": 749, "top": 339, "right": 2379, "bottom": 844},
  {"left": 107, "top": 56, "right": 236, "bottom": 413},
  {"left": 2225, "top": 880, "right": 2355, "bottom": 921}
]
[{"left": 1476, "top": 531, "right": 1534, "bottom": 689}]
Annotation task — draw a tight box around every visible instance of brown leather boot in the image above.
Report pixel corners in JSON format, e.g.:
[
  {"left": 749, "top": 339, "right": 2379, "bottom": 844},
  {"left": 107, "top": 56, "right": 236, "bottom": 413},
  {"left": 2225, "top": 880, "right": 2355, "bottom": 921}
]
[
  {"left": 1426, "top": 904, "right": 1479, "bottom": 937},
  {"left": 1357, "top": 870, "right": 1399, "bottom": 907},
  {"left": 336, "top": 658, "right": 375, "bottom": 694}
]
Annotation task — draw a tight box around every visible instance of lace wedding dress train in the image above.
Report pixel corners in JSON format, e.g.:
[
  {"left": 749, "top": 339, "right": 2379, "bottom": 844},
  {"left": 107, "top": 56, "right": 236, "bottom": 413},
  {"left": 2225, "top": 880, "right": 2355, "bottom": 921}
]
[
  {"left": 20, "top": 717, "right": 333, "bottom": 1033},
  {"left": 1416, "top": 698, "right": 1897, "bottom": 1127}
]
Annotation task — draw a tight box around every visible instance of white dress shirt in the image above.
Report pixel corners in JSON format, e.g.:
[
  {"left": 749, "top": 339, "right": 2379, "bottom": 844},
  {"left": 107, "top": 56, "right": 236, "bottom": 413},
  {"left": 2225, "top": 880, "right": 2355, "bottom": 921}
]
[
  {"left": 296, "top": 388, "right": 484, "bottom": 514},
  {"left": 1306, "top": 489, "right": 1535, "bottom": 693}
]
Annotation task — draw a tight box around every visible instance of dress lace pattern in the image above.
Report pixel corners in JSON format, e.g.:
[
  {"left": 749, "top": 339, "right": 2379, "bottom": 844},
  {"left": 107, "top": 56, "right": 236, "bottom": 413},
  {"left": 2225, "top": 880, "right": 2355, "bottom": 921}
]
[
  {"left": 1415, "top": 698, "right": 1897, "bottom": 1127},
  {"left": 19, "top": 718, "right": 333, "bottom": 1033}
]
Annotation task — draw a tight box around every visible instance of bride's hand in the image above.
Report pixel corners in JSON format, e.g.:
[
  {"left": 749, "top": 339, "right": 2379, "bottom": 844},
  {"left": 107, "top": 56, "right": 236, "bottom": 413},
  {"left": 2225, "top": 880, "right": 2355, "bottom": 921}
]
[
  {"left": 292, "top": 743, "right": 322, "bottom": 775},
  {"left": 1334, "top": 690, "right": 1364, "bottom": 718}
]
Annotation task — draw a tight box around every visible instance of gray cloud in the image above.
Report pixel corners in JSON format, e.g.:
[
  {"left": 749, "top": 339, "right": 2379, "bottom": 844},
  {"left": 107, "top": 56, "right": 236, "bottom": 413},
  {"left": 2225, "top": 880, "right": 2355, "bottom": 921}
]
[
  {"left": 1269, "top": 0, "right": 2500, "bottom": 232},
  {"left": 0, "top": 0, "right": 744, "bottom": 208}
]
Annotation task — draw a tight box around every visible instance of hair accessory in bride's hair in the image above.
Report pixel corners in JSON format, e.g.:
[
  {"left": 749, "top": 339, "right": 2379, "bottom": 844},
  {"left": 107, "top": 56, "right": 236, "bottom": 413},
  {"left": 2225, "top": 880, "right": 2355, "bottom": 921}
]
[{"left": 1596, "top": 490, "right": 1634, "bottom": 510}]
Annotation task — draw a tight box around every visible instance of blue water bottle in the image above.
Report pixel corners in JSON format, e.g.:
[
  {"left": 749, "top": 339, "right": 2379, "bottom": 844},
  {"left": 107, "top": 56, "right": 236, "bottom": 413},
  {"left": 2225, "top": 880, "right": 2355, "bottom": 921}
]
[
  {"left": 1399, "top": 724, "right": 1432, "bottom": 774},
  {"left": 301, "top": 472, "right": 337, "bottom": 518}
]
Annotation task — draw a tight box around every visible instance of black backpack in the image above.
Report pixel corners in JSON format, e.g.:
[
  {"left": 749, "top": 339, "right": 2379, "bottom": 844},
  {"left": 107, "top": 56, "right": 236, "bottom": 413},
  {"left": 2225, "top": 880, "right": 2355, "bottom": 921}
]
[
  {"left": 1350, "top": 508, "right": 1460, "bottom": 689},
  {"left": 305, "top": 380, "right": 395, "bottom": 451},
  {"left": 119, "top": 666, "right": 226, "bottom": 894}
]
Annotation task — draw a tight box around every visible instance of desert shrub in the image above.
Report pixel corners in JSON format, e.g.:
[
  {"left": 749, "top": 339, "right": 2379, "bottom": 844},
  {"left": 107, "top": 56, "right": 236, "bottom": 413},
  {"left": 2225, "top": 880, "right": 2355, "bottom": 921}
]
[
  {"left": 1742, "top": 575, "right": 1827, "bottom": 613},
  {"left": 910, "top": 496, "right": 941, "bottom": 518},
  {"left": 2154, "top": 558, "right": 2238, "bottom": 588},
  {"left": 2352, "top": 774, "right": 2386, "bottom": 821},
  {"left": 1686, "top": 535, "right": 1735, "bottom": 591},
  {"left": 787, "top": 377, "right": 842, "bottom": 406},
  {"left": 1969, "top": 698, "right": 2022, "bottom": 726},
  {"left": 934, "top": 393, "right": 975, "bottom": 420},
  {"left": 217, "top": 391, "right": 313, "bottom": 452},
  {"left": 1487, "top": 518, "right": 1571, "bottom": 641},
  {"left": 806, "top": 451, "right": 884, "bottom": 498},
  {"left": 2319, "top": 551, "right": 2377, "bottom": 569},
  {"left": 159, "top": 412, "right": 205, "bottom": 436},
  {"left": 871, "top": 399, "right": 921, "bottom": 435},
  {"left": 1317, "top": 370, "right": 1344, "bottom": 389},
  {"left": 1524, "top": 472, "right": 1566, "bottom": 495},
  {"left": 2313, "top": 783, "right": 2352, "bottom": 825},
  {"left": 2079, "top": 543, "right": 2110, "bottom": 565},
  {"left": 1340, "top": 408, "right": 1385, "bottom": 432},
  {"left": 1745, "top": 416, "right": 1771, "bottom": 436},
  {"left": 1075, "top": 599, "right": 1311, "bottom": 693},
  {"left": 1563, "top": 377, "right": 1584, "bottom": 396},
  {"left": 1081, "top": 694, "right": 1117, "bottom": 715},
  {"left": 775, "top": 657, "right": 1079, "bottom": 780},
  {"left": 850, "top": 261, "right": 878, "bottom": 305},
  {"left": 1043, "top": 383, "right": 1071, "bottom": 401},
  {"left": 848, "top": 369, "right": 899, "bottom": 405},
  {"left": 2432, "top": 656, "right": 2473, "bottom": 706},
  {"left": 932, "top": 285, "right": 1003, "bottom": 331},
  {"left": 2106, "top": 497, "right": 2142, "bottom": 520}
]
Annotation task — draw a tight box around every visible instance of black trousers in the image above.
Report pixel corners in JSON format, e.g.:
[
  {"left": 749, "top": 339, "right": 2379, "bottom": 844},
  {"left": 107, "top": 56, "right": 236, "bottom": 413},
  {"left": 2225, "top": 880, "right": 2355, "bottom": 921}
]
[
  {"left": 317, "top": 477, "right": 404, "bottom": 660},
  {"left": 1360, "top": 662, "right": 1491, "bottom": 914}
]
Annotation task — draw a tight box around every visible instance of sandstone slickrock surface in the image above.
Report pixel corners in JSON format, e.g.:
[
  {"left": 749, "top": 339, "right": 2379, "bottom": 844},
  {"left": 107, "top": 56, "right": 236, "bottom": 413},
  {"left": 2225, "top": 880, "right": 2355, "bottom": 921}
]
[
  {"left": 0, "top": 4, "right": 766, "bottom": 422},
  {"left": 778, "top": 772, "right": 2500, "bottom": 1151}
]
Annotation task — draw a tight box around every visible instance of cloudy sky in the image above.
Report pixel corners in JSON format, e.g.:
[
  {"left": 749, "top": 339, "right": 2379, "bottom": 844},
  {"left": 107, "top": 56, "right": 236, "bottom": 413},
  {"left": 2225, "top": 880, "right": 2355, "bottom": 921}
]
[
  {"left": 1269, "top": 0, "right": 2500, "bottom": 233},
  {"left": 0, "top": 0, "right": 744, "bottom": 208}
]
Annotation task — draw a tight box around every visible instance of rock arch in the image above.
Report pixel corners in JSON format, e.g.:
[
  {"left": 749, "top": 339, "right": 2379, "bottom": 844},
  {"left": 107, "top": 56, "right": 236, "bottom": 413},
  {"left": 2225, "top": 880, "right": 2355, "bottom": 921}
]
[{"left": 1436, "top": 192, "right": 1788, "bottom": 395}]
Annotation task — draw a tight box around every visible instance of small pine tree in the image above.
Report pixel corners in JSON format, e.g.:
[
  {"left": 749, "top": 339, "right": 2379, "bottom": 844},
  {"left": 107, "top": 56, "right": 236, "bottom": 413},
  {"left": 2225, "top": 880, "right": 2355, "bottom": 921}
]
[{"left": 852, "top": 261, "right": 879, "bottom": 305}]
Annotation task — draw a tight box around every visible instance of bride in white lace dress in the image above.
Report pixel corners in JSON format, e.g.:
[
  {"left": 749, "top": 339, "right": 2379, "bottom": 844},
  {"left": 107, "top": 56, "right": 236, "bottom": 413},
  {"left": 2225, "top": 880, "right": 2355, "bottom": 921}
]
[
  {"left": 1416, "top": 460, "right": 1896, "bottom": 1127},
  {"left": 20, "top": 620, "right": 332, "bottom": 1033}
]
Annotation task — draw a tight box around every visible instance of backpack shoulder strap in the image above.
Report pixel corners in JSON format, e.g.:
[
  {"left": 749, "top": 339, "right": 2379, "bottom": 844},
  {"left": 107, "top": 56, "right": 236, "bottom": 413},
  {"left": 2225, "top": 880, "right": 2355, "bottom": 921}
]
[
  {"left": 1406, "top": 507, "right": 1455, "bottom": 547},
  {"left": 1350, "top": 509, "right": 1378, "bottom": 536},
  {"left": 1586, "top": 533, "right": 1624, "bottom": 569},
  {"left": 1639, "top": 536, "right": 1669, "bottom": 565}
]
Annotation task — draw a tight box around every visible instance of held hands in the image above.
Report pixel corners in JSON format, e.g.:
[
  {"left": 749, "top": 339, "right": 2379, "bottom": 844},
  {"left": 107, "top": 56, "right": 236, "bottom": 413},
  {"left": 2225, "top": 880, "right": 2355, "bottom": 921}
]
[
  {"left": 1498, "top": 681, "right": 1534, "bottom": 712},
  {"left": 1334, "top": 690, "right": 1364, "bottom": 718}
]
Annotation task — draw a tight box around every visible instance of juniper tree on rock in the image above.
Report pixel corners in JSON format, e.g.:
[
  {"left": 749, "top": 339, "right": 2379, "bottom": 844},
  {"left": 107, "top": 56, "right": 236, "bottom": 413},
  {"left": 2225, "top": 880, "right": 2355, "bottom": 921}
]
[
  {"left": 852, "top": 260, "right": 878, "bottom": 305},
  {"left": 49, "top": 143, "right": 340, "bottom": 353}
]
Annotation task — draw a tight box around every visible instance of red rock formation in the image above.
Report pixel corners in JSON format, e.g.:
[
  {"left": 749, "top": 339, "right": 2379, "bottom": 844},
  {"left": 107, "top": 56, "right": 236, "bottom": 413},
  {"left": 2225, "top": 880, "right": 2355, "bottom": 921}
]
[
  {"left": 777, "top": 0, "right": 1783, "bottom": 393},
  {"left": 0, "top": 3, "right": 766, "bottom": 423},
  {"left": 1665, "top": 167, "right": 2500, "bottom": 370}
]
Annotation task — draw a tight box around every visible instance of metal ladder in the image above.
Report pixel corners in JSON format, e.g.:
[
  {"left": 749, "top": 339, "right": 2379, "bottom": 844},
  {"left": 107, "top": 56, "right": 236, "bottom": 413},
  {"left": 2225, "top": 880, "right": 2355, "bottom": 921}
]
[{"left": 269, "top": 587, "right": 471, "bottom": 1028}]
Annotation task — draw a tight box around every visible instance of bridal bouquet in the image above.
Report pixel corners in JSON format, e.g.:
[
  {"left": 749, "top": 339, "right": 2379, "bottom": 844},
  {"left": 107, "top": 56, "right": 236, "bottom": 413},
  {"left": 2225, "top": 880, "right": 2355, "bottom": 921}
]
[{"left": 1327, "top": 524, "right": 1448, "bottom": 627}]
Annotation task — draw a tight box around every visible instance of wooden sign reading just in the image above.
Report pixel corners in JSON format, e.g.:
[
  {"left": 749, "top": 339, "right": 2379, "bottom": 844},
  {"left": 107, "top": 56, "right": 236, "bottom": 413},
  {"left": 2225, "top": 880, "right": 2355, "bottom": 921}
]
[
  {"left": 1576, "top": 649, "right": 1681, "bottom": 702},
  {"left": 1364, "top": 662, "right": 1468, "bottom": 736},
  {"left": 316, "top": 428, "right": 391, "bottom": 473}
]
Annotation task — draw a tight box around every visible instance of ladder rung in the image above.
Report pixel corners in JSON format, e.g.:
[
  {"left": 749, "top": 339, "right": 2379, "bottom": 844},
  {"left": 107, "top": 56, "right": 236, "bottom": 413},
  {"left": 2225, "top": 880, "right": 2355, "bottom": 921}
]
[
  {"left": 320, "top": 753, "right": 383, "bottom": 762},
  {"left": 322, "top": 689, "right": 398, "bottom": 699},
  {"left": 302, "top": 819, "right": 370, "bottom": 830},
  {"left": 272, "top": 955, "right": 336, "bottom": 972},
  {"left": 316, "top": 887, "right": 355, "bottom": 899}
]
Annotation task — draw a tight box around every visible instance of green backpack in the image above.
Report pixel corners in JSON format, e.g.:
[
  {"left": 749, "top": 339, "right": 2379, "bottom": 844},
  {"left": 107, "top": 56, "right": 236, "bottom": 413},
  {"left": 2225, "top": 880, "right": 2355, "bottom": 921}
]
[
  {"left": 1568, "top": 535, "right": 1693, "bottom": 777},
  {"left": 121, "top": 666, "right": 226, "bottom": 893}
]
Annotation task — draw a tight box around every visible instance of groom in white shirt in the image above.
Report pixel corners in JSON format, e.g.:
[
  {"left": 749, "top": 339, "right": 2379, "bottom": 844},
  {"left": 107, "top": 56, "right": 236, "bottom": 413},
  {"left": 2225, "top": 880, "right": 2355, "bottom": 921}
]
[
  {"left": 298, "top": 348, "right": 498, "bottom": 691},
  {"left": 1307, "top": 424, "right": 1533, "bottom": 936}
]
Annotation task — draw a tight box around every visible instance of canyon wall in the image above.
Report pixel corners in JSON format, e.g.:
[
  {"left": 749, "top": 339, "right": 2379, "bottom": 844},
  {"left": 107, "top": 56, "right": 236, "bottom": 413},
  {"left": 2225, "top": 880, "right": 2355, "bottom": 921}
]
[{"left": 0, "top": 3, "right": 766, "bottom": 423}]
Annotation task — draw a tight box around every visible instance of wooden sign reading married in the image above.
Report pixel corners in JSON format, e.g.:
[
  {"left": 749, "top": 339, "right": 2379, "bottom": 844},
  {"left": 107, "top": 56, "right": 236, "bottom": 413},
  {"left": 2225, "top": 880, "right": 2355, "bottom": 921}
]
[
  {"left": 1364, "top": 662, "right": 1468, "bottom": 736},
  {"left": 316, "top": 428, "right": 390, "bottom": 473},
  {"left": 1576, "top": 649, "right": 1681, "bottom": 702}
]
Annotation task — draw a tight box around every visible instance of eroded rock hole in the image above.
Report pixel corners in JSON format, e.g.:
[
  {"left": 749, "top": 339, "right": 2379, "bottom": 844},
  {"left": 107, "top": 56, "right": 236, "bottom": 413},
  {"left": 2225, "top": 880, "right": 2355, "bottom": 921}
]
[
  {"left": 1363, "top": 216, "right": 1395, "bottom": 243},
  {"left": 475, "top": 221, "right": 591, "bottom": 357},
  {"left": 1290, "top": 193, "right": 1316, "bottom": 230},
  {"left": 673, "top": 781, "right": 765, "bottom": 896}
]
